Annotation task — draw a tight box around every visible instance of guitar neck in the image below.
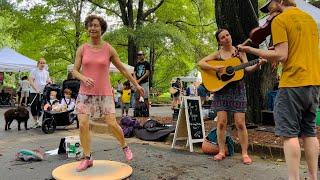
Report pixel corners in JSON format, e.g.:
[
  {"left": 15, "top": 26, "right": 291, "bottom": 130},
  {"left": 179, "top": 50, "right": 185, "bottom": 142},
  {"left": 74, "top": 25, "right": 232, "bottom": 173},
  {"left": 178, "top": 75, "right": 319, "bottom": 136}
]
[{"left": 233, "top": 59, "right": 260, "bottom": 71}]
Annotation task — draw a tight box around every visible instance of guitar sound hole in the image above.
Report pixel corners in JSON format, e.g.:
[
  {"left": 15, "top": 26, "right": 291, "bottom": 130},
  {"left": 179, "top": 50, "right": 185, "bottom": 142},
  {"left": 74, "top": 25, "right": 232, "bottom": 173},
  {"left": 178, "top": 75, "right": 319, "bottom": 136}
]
[
  {"left": 220, "top": 73, "right": 235, "bottom": 81},
  {"left": 226, "top": 66, "right": 234, "bottom": 74}
]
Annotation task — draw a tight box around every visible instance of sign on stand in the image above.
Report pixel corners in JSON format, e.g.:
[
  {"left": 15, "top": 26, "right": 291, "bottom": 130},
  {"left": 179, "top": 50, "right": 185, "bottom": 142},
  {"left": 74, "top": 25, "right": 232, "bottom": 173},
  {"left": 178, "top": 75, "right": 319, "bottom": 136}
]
[{"left": 171, "top": 96, "right": 205, "bottom": 152}]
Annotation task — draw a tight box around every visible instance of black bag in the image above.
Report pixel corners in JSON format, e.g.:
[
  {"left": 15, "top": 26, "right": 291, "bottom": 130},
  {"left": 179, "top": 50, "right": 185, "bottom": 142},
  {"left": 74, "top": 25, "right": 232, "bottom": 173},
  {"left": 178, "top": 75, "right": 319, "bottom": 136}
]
[
  {"left": 58, "top": 138, "right": 66, "bottom": 154},
  {"left": 134, "top": 101, "right": 149, "bottom": 117},
  {"left": 134, "top": 119, "right": 175, "bottom": 141}
]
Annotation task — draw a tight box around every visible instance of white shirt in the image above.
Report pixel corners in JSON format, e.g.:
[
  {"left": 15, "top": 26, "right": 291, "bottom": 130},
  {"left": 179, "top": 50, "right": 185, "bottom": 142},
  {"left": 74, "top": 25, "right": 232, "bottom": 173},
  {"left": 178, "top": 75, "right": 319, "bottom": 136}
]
[
  {"left": 117, "top": 83, "right": 123, "bottom": 91},
  {"left": 60, "top": 98, "right": 75, "bottom": 111},
  {"left": 189, "top": 84, "right": 197, "bottom": 96},
  {"left": 30, "top": 68, "right": 50, "bottom": 93},
  {"left": 20, "top": 80, "right": 30, "bottom": 91}
]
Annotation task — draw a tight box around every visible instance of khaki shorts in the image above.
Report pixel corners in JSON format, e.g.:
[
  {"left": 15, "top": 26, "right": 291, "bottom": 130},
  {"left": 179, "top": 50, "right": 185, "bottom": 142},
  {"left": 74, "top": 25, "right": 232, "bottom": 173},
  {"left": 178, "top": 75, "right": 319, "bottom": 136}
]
[{"left": 21, "top": 90, "right": 29, "bottom": 97}]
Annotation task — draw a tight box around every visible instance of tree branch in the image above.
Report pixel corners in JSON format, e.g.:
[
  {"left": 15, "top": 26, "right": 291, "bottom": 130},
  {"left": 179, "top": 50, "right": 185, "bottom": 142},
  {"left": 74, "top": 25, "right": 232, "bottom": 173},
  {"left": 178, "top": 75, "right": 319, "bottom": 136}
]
[
  {"left": 142, "top": 0, "right": 165, "bottom": 20},
  {"left": 165, "top": 20, "right": 214, "bottom": 27},
  {"left": 86, "top": 0, "right": 121, "bottom": 18},
  {"left": 117, "top": 0, "right": 129, "bottom": 26},
  {"left": 114, "top": 43, "right": 128, "bottom": 47}
]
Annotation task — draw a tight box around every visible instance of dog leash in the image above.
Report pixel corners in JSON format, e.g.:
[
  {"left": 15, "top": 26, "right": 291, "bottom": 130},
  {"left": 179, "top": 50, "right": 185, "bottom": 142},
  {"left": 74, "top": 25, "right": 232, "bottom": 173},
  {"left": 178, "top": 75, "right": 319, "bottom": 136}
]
[{"left": 29, "top": 93, "right": 39, "bottom": 106}]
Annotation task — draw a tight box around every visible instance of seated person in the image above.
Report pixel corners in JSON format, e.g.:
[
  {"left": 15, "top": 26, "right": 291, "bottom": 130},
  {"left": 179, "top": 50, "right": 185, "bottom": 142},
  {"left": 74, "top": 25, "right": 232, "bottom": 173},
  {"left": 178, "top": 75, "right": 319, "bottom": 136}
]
[
  {"left": 44, "top": 90, "right": 63, "bottom": 112},
  {"left": 60, "top": 88, "right": 75, "bottom": 111}
]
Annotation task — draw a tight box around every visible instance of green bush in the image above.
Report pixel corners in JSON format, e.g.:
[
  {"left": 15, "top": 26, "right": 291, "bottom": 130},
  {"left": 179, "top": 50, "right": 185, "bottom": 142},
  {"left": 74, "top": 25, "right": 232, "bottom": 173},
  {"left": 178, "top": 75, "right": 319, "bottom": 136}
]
[{"left": 149, "top": 95, "right": 171, "bottom": 104}]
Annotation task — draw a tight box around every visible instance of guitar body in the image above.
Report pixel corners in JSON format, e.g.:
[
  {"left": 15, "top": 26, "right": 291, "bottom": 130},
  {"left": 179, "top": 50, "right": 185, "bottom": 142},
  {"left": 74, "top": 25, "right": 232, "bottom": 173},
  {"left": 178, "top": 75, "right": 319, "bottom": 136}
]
[
  {"left": 169, "top": 87, "right": 178, "bottom": 94},
  {"left": 200, "top": 57, "right": 244, "bottom": 92}
]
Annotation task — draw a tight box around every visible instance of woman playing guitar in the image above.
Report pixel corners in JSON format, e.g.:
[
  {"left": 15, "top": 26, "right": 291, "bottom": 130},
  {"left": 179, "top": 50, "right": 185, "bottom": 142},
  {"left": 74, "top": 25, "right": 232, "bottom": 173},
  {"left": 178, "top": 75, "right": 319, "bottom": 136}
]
[{"left": 198, "top": 29, "right": 265, "bottom": 164}]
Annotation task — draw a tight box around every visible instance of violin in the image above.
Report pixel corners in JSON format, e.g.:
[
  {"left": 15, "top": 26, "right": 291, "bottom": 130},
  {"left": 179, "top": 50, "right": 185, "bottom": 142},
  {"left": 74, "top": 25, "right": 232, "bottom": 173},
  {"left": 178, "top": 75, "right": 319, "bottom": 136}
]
[{"left": 242, "top": 12, "right": 281, "bottom": 46}]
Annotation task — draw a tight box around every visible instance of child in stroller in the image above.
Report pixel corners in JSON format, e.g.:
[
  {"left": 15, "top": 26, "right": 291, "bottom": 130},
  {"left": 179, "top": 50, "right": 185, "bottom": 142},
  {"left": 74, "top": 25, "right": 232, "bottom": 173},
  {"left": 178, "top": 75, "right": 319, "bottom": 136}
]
[
  {"left": 41, "top": 80, "right": 80, "bottom": 134},
  {"left": 43, "top": 90, "right": 61, "bottom": 111},
  {"left": 60, "top": 88, "right": 76, "bottom": 111}
]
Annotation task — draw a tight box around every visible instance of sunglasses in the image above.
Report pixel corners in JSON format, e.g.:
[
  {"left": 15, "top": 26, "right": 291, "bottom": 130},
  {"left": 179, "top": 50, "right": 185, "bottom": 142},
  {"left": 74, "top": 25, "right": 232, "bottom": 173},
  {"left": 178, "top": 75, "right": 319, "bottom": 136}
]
[{"left": 137, "top": 54, "right": 144, "bottom": 56}]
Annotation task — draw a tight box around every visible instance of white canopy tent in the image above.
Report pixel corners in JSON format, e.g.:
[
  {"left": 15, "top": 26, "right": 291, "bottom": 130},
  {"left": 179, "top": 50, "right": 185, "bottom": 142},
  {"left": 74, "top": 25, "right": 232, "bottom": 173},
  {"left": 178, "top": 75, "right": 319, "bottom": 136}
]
[
  {"left": 67, "top": 62, "right": 134, "bottom": 73},
  {"left": 0, "top": 47, "right": 37, "bottom": 72},
  {"left": 259, "top": 0, "right": 320, "bottom": 30},
  {"left": 174, "top": 69, "right": 202, "bottom": 83}
]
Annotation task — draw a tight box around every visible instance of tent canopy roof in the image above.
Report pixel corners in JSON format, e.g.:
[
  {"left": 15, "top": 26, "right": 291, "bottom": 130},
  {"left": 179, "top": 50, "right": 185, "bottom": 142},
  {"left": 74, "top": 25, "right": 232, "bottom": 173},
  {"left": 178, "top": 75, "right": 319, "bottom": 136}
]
[{"left": 0, "top": 47, "right": 37, "bottom": 72}]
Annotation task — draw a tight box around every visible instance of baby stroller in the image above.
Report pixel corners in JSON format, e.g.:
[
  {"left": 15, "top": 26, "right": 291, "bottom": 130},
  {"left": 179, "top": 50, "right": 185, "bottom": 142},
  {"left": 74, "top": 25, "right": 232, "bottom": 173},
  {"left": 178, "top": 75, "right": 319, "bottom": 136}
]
[
  {"left": 41, "top": 79, "right": 80, "bottom": 134},
  {"left": 0, "top": 90, "right": 15, "bottom": 106}
]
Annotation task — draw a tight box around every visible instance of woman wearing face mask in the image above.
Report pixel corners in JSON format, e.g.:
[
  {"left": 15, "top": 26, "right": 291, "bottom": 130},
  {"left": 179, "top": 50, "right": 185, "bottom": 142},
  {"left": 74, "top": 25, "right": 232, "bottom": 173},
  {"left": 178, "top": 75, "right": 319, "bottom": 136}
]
[
  {"left": 198, "top": 29, "right": 265, "bottom": 165},
  {"left": 72, "top": 15, "right": 144, "bottom": 171}
]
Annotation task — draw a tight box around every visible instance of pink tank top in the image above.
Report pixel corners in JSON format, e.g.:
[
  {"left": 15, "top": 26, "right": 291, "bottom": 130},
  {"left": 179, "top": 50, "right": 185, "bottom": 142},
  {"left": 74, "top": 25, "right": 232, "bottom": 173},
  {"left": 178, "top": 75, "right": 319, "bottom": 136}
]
[{"left": 79, "top": 43, "right": 113, "bottom": 96}]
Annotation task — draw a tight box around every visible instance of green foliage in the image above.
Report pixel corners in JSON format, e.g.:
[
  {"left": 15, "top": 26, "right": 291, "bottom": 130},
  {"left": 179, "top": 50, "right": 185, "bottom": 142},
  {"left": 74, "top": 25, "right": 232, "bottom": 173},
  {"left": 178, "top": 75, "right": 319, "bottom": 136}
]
[
  {"left": 2, "top": 0, "right": 218, "bottom": 94},
  {"left": 149, "top": 95, "right": 171, "bottom": 104}
]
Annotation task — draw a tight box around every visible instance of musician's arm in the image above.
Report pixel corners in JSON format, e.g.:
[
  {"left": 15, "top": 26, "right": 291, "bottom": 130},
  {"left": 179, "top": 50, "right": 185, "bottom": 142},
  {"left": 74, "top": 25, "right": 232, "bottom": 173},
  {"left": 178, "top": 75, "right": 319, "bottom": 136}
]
[
  {"left": 238, "top": 52, "right": 260, "bottom": 73},
  {"left": 197, "top": 52, "right": 220, "bottom": 70},
  {"left": 238, "top": 42, "right": 288, "bottom": 63}
]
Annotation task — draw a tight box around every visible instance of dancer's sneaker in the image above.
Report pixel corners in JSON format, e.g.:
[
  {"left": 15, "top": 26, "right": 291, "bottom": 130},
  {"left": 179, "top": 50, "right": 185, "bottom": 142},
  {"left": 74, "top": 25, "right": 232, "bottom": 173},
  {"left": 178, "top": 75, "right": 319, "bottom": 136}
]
[
  {"left": 76, "top": 157, "right": 93, "bottom": 172},
  {"left": 123, "top": 146, "right": 133, "bottom": 162}
]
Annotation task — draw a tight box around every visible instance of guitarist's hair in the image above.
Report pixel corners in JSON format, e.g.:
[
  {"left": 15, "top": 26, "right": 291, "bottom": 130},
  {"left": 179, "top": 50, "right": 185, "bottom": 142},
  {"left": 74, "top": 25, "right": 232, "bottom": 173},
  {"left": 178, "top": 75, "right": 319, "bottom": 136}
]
[{"left": 215, "top": 28, "right": 228, "bottom": 50}]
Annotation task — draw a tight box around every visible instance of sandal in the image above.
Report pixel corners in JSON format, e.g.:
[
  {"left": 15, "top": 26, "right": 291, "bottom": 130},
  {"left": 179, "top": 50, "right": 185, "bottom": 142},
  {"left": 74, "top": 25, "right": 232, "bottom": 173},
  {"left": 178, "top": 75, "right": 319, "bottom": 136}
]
[
  {"left": 242, "top": 155, "right": 252, "bottom": 165},
  {"left": 213, "top": 153, "right": 226, "bottom": 161}
]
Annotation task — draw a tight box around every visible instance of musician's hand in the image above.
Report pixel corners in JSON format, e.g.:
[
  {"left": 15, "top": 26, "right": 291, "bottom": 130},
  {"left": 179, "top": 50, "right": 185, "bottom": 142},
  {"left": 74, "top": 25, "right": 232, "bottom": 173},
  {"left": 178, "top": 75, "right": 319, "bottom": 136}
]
[
  {"left": 271, "top": 61, "right": 279, "bottom": 71},
  {"left": 237, "top": 45, "right": 251, "bottom": 53},
  {"left": 213, "top": 66, "right": 224, "bottom": 73},
  {"left": 258, "top": 58, "right": 268, "bottom": 66}
]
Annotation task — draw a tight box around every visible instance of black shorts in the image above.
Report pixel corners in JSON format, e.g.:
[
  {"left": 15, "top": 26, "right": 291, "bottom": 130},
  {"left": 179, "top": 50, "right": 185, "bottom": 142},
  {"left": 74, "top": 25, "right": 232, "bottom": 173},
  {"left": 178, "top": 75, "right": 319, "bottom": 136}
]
[{"left": 274, "top": 86, "right": 320, "bottom": 137}]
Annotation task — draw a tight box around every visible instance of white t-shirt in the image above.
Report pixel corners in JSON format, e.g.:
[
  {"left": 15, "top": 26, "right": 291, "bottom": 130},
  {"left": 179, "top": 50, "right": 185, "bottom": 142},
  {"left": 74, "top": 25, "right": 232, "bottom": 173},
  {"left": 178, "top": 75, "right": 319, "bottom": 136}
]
[
  {"left": 30, "top": 68, "right": 50, "bottom": 93},
  {"left": 20, "top": 80, "right": 30, "bottom": 91}
]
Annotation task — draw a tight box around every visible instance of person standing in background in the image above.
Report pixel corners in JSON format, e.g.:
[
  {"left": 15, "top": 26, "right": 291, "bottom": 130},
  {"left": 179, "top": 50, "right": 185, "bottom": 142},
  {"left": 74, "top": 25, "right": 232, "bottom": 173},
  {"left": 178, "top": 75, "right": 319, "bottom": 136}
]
[
  {"left": 19, "top": 76, "right": 30, "bottom": 106},
  {"left": 29, "top": 58, "right": 51, "bottom": 128},
  {"left": 134, "top": 51, "right": 151, "bottom": 111}
]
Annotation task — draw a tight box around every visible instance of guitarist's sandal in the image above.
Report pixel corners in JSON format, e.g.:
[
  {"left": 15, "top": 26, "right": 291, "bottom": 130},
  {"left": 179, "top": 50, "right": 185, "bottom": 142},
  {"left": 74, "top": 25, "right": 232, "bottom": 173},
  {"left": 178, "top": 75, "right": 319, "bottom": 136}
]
[{"left": 200, "top": 57, "right": 260, "bottom": 92}]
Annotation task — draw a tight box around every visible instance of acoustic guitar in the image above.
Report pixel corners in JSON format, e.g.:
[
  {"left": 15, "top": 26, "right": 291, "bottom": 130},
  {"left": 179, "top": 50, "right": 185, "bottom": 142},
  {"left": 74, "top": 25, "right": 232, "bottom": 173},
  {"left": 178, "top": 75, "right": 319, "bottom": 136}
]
[
  {"left": 200, "top": 57, "right": 259, "bottom": 92},
  {"left": 169, "top": 87, "right": 179, "bottom": 95}
]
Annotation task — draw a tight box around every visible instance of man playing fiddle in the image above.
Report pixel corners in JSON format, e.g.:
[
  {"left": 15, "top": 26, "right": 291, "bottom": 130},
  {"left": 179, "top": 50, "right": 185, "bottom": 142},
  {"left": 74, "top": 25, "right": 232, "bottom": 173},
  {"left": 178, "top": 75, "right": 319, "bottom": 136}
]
[{"left": 238, "top": 0, "right": 320, "bottom": 179}]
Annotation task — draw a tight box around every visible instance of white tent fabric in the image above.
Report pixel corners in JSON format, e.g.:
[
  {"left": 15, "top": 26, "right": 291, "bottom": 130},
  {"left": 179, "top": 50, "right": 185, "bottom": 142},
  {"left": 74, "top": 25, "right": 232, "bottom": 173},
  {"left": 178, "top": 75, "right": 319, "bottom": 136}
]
[
  {"left": 174, "top": 69, "right": 201, "bottom": 82},
  {"left": 67, "top": 62, "right": 134, "bottom": 73},
  {"left": 0, "top": 47, "right": 37, "bottom": 72},
  {"left": 259, "top": 0, "right": 320, "bottom": 30}
]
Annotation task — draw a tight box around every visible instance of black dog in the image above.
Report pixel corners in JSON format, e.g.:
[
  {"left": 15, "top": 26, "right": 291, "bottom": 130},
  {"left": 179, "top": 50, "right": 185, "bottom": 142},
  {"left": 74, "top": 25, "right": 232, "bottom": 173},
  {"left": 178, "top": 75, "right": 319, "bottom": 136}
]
[{"left": 4, "top": 107, "right": 30, "bottom": 131}]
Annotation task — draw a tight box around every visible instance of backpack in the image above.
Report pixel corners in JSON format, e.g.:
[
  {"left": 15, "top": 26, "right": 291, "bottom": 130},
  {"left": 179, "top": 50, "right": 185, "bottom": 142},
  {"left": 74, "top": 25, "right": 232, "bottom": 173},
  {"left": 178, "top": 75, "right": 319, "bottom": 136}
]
[
  {"left": 120, "top": 116, "right": 141, "bottom": 138},
  {"left": 134, "top": 102, "right": 149, "bottom": 117},
  {"left": 206, "top": 128, "right": 235, "bottom": 156}
]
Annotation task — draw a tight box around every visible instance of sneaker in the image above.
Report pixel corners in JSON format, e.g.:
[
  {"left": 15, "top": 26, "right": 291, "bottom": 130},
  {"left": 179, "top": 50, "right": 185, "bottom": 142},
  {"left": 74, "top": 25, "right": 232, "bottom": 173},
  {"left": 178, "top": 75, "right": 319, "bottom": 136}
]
[
  {"left": 123, "top": 146, "right": 133, "bottom": 162},
  {"left": 76, "top": 158, "right": 93, "bottom": 172},
  {"left": 32, "top": 123, "right": 39, "bottom": 129}
]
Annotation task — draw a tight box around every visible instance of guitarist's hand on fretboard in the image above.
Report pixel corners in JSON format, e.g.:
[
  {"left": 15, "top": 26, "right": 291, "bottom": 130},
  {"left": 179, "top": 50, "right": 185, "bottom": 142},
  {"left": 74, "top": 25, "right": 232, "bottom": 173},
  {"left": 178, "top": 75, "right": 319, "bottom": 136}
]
[{"left": 258, "top": 58, "right": 268, "bottom": 66}]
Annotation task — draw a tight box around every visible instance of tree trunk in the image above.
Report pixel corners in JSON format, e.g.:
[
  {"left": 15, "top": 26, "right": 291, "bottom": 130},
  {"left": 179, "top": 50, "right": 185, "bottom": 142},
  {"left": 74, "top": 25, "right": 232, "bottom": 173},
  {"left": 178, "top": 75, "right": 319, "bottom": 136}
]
[
  {"left": 73, "top": 0, "right": 83, "bottom": 62},
  {"left": 128, "top": 36, "right": 137, "bottom": 66},
  {"left": 149, "top": 45, "right": 156, "bottom": 88},
  {"left": 215, "top": 0, "right": 277, "bottom": 123}
]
